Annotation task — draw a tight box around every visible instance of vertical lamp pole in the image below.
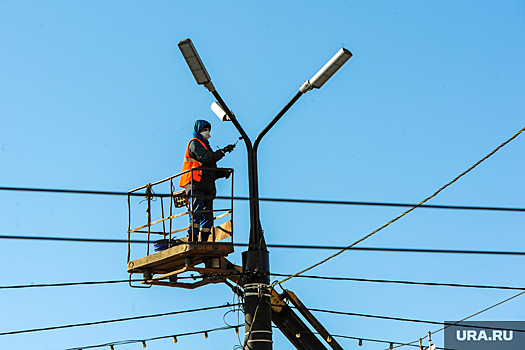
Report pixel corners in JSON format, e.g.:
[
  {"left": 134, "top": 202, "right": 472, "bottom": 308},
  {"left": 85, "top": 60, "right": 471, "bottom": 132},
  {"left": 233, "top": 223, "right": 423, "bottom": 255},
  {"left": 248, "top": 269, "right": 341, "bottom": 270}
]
[{"left": 178, "top": 39, "right": 352, "bottom": 350}]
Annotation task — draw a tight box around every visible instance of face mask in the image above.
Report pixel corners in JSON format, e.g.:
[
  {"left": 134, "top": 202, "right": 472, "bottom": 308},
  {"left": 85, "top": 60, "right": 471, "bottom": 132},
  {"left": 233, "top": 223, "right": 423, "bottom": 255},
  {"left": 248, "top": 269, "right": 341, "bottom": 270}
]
[{"left": 200, "top": 131, "right": 211, "bottom": 139}]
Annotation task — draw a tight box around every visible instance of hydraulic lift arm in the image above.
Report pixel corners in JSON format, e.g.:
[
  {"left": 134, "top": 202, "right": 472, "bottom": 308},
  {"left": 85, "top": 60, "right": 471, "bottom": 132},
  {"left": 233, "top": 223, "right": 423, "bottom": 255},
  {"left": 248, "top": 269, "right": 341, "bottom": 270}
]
[
  {"left": 270, "top": 288, "right": 344, "bottom": 350},
  {"left": 224, "top": 260, "right": 343, "bottom": 350},
  {"left": 270, "top": 288, "right": 329, "bottom": 350}
]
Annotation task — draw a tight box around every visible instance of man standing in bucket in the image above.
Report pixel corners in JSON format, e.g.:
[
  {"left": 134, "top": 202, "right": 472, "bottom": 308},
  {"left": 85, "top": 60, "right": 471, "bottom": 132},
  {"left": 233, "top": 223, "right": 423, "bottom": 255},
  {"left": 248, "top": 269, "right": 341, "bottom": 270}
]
[{"left": 179, "top": 120, "right": 235, "bottom": 242}]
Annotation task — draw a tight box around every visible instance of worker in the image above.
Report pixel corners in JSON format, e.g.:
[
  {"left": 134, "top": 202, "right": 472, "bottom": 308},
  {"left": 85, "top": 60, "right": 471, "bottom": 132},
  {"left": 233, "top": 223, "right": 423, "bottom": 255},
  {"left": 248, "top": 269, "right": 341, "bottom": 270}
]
[{"left": 179, "top": 119, "right": 235, "bottom": 242}]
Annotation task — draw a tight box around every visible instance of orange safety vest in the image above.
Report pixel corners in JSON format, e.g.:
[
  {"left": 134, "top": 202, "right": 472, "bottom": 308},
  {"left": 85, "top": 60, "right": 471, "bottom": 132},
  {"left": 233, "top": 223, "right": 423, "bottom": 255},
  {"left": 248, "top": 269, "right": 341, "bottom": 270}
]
[{"left": 179, "top": 138, "right": 209, "bottom": 188}]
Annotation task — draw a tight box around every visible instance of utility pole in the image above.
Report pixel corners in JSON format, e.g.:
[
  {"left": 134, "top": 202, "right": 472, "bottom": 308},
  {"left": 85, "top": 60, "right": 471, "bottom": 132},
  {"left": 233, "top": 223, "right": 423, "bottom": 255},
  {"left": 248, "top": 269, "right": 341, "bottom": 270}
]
[{"left": 178, "top": 38, "right": 352, "bottom": 350}]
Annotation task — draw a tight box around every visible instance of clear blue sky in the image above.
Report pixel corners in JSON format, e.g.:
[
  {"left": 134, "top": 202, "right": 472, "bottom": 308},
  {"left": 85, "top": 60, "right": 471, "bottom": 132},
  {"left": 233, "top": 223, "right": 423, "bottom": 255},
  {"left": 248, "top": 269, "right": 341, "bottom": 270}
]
[{"left": 1, "top": 1, "right": 524, "bottom": 349}]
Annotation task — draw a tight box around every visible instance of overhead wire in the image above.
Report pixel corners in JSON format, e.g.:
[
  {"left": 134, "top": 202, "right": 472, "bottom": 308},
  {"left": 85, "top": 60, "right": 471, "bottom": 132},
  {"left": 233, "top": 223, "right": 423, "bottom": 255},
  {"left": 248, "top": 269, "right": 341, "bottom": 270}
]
[
  {"left": 0, "top": 303, "right": 240, "bottom": 337},
  {"left": 66, "top": 324, "right": 242, "bottom": 350},
  {"left": 62, "top": 301, "right": 525, "bottom": 350},
  {"left": 0, "top": 275, "right": 211, "bottom": 290},
  {"left": 391, "top": 289, "right": 525, "bottom": 349},
  {"left": 299, "top": 307, "right": 525, "bottom": 333},
  {"left": 2, "top": 130, "right": 522, "bottom": 347},
  {"left": 269, "top": 326, "right": 450, "bottom": 349},
  {"left": 269, "top": 273, "right": 525, "bottom": 291},
  {"left": 1, "top": 186, "right": 524, "bottom": 212},
  {"left": 66, "top": 325, "right": 432, "bottom": 350},
  {"left": 1, "top": 234, "right": 524, "bottom": 256},
  {"left": 1, "top": 273, "right": 524, "bottom": 291},
  {"left": 2, "top": 290, "right": 522, "bottom": 350},
  {"left": 274, "top": 126, "right": 525, "bottom": 286},
  {"left": 5, "top": 295, "right": 523, "bottom": 338},
  {"left": 332, "top": 334, "right": 435, "bottom": 349}
]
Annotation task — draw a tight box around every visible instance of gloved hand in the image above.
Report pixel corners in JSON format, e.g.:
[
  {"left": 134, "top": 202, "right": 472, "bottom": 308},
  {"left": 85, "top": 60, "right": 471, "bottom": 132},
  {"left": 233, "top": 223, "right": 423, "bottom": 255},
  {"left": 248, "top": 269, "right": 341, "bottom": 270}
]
[{"left": 222, "top": 144, "right": 236, "bottom": 153}]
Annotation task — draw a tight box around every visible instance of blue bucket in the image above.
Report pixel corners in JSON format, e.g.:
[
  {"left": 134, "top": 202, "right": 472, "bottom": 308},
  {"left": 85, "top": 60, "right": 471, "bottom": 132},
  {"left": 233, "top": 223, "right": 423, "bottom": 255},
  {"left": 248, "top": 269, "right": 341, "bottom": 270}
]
[{"left": 154, "top": 239, "right": 169, "bottom": 252}]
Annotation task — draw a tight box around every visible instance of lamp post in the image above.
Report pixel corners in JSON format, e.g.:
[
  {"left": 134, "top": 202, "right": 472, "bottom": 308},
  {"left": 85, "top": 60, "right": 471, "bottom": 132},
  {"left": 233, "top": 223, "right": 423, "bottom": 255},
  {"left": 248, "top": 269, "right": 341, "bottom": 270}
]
[{"left": 178, "top": 38, "right": 352, "bottom": 350}]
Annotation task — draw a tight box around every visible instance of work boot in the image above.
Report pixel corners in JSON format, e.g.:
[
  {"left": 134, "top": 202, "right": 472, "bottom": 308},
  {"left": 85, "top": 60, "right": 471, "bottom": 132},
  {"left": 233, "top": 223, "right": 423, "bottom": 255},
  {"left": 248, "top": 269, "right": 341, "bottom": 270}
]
[{"left": 199, "top": 228, "right": 211, "bottom": 242}]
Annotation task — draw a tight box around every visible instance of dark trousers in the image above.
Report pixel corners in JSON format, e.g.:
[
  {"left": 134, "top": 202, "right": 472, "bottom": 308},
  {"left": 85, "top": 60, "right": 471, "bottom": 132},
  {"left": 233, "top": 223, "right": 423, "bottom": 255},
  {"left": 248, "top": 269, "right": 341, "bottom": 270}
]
[{"left": 187, "top": 190, "right": 213, "bottom": 242}]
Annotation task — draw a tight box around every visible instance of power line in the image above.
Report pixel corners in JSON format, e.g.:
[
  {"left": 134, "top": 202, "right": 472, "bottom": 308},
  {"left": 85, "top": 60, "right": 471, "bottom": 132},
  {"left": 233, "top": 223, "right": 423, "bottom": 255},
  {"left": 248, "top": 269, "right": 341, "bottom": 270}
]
[
  {"left": 303, "top": 307, "right": 525, "bottom": 332},
  {"left": 275, "top": 126, "right": 525, "bottom": 286},
  {"left": 0, "top": 303, "right": 240, "bottom": 337},
  {"left": 2, "top": 273, "right": 523, "bottom": 292},
  {"left": 66, "top": 324, "right": 242, "bottom": 350},
  {"left": 5, "top": 296, "right": 523, "bottom": 341},
  {"left": 0, "top": 273, "right": 228, "bottom": 290},
  {"left": 273, "top": 304, "right": 525, "bottom": 333},
  {"left": 261, "top": 245, "right": 525, "bottom": 256},
  {"left": 1, "top": 186, "right": 524, "bottom": 212},
  {"left": 392, "top": 289, "right": 525, "bottom": 350},
  {"left": 280, "top": 328, "right": 452, "bottom": 350},
  {"left": 4, "top": 295, "right": 523, "bottom": 339},
  {"left": 332, "top": 334, "right": 425, "bottom": 349},
  {"left": 269, "top": 273, "right": 525, "bottom": 291},
  {"left": 1, "top": 234, "right": 524, "bottom": 256},
  {"left": 67, "top": 326, "right": 428, "bottom": 350},
  {"left": 0, "top": 279, "right": 135, "bottom": 289},
  {"left": 246, "top": 197, "right": 525, "bottom": 213}
]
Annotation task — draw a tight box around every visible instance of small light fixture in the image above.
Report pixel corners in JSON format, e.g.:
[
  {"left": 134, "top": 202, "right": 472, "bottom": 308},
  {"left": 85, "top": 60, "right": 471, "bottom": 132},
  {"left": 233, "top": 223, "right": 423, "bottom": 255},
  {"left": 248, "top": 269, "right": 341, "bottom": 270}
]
[
  {"left": 300, "top": 48, "right": 353, "bottom": 93},
  {"left": 390, "top": 343, "right": 394, "bottom": 350},
  {"left": 173, "top": 336, "right": 178, "bottom": 343},
  {"left": 178, "top": 38, "right": 215, "bottom": 92},
  {"left": 110, "top": 346, "right": 114, "bottom": 350},
  {"left": 204, "top": 332, "right": 209, "bottom": 339},
  {"left": 326, "top": 336, "right": 332, "bottom": 343},
  {"left": 296, "top": 333, "right": 301, "bottom": 338},
  {"left": 211, "top": 102, "right": 231, "bottom": 121},
  {"left": 235, "top": 327, "right": 239, "bottom": 334},
  {"left": 142, "top": 341, "right": 147, "bottom": 348},
  {"left": 359, "top": 339, "right": 363, "bottom": 346}
]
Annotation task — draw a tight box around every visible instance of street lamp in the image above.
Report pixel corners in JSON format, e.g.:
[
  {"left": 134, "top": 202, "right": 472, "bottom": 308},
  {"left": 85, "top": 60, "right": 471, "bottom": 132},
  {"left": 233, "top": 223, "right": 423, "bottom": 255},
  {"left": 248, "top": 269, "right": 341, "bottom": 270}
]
[
  {"left": 300, "top": 48, "right": 353, "bottom": 92},
  {"left": 178, "top": 38, "right": 352, "bottom": 350},
  {"left": 178, "top": 38, "right": 215, "bottom": 92}
]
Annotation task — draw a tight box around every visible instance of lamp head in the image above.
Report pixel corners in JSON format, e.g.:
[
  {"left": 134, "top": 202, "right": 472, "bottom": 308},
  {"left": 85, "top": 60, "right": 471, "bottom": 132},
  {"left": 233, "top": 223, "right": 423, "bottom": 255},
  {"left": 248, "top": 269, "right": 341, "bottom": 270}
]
[
  {"left": 178, "top": 38, "right": 215, "bottom": 92},
  {"left": 300, "top": 48, "right": 353, "bottom": 93}
]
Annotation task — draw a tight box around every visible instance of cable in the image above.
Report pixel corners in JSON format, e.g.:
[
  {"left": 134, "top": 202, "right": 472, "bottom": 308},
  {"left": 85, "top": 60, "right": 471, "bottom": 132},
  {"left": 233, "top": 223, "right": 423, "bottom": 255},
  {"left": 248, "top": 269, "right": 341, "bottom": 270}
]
[
  {"left": 235, "top": 197, "right": 525, "bottom": 212},
  {"left": 64, "top": 300, "right": 525, "bottom": 350},
  {"left": 66, "top": 324, "right": 242, "bottom": 350},
  {"left": 0, "top": 274, "right": 211, "bottom": 290},
  {"left": 1, "top": 186, "right": 524, "bottom": 212},
  {"left": 1, "top": 234, "right": 525, "bottom": 257},
  {"left": 269, "top": 273, "right": 525, "bottom": 291},
  {"left": 277, "top": 327, "right": 451, "bottom": 350},
  {"left": 300, "top": 307, "right": 525, "bottom": 333},
  {"left": 332, "top": 334, "right": 428, "bottom": 349},
  {"left": 0, "top": 279, "right": 136, "bottom": 289},
  {"left": 0, "top": 303, "right": 240, "bottom": 337},
  {"left": 258, "top": 244, "right": 525, "bottom": 256},
  {"left": 242, "top": 303, "right": 260, "bottom": 350},
  {"left": 392, "top": 289, "right": 525, "bottom": 349},
  {"left": 269, "top": 302, "right": 525, "bottom": 333},
  {"left": 67, "top": 325, "right": 432, "bottom": 350},
  {"left": 275, "top": 126, "right": 525, "bottom": 286},
  {"left": 2, "top": 272, "right": 523, "bottom": 291}
]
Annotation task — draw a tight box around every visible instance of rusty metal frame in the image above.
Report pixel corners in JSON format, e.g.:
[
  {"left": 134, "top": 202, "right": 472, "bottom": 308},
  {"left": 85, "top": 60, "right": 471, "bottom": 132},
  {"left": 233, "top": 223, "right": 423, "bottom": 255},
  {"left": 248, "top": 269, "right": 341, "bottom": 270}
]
[{"left": 127, "top": 167, "right": 234, "bottom": 264}]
